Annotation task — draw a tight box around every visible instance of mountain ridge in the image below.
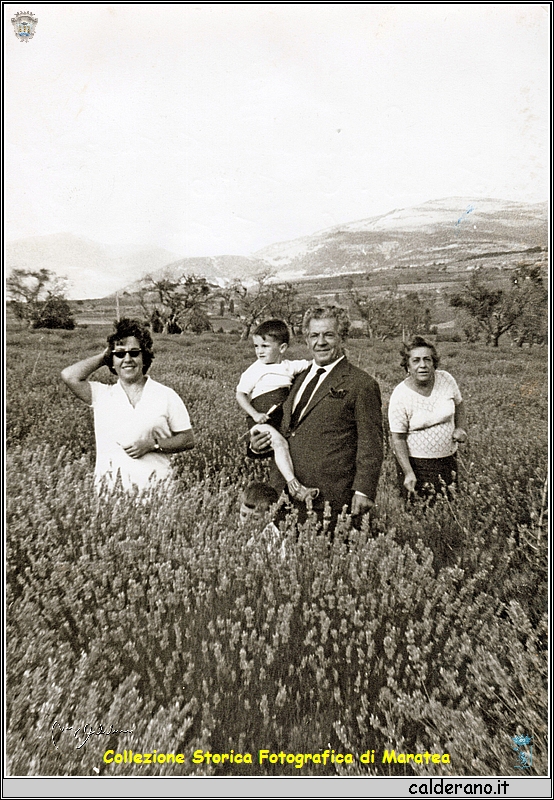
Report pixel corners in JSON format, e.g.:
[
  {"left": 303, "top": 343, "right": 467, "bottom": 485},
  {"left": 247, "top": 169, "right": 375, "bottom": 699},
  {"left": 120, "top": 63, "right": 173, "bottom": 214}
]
[{"left": 6, "top": 198, "right": 547, "bottom": 298}]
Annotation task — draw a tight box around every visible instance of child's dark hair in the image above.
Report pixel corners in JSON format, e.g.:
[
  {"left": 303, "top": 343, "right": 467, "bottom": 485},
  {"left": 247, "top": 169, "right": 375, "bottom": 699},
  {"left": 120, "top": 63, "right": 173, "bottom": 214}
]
[
  {"left": 105, "top": 318, "right": 155, "bottom": 375},
  {"left": 242, "top": 482, "right": 279, "bottom": 510},
  {"left": 253, "top": 319, "right": 290, "bottom": 345}
]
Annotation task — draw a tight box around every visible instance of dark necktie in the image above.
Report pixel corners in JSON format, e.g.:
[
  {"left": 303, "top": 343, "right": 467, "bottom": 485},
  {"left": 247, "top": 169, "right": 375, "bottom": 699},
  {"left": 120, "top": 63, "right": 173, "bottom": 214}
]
[{"left": 290, "top": 368, "right": 326, "bottom": 429}]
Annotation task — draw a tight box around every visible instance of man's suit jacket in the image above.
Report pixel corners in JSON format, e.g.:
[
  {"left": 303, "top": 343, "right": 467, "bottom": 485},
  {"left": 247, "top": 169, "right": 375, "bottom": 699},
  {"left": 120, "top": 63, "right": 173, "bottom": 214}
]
[{"left": 270, "top": 357, "right": 383, "bottom": 516}]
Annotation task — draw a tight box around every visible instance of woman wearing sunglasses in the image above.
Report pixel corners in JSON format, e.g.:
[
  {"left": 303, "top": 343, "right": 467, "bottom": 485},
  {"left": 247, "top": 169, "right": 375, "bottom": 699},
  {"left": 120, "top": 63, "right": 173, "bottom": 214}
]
[{"left": 61, "top": 317, "right": 194, "bottom": 493}]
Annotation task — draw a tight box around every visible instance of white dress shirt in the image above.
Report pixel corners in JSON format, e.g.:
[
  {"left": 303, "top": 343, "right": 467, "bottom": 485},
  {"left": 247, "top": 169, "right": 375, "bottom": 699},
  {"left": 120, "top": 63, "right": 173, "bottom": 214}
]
[{"left": 291, "top": 355, "right": 345, "bottom": 415}]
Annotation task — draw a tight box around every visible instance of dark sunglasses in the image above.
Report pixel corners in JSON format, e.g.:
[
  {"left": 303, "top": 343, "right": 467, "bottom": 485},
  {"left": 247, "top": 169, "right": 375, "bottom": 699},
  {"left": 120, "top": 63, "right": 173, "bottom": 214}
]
[{"left": 112, "top": 348, "right": 142, "bottom": 359}]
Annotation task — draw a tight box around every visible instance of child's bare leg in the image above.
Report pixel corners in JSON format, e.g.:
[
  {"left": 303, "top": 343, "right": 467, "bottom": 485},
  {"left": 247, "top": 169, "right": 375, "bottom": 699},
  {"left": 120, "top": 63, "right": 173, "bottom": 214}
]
[{"left": 252, "top": 424, "right": 319, "bottom": 502}]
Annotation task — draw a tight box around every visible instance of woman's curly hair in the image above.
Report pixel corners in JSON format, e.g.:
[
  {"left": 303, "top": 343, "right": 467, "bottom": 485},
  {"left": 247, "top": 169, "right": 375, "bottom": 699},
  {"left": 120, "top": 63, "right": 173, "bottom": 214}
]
[
  {"left": 400, "top": 335, "right": 439, "bottom": 372},
  {"left": 105, "top": 318, "right": 154, "bottom": 375}
]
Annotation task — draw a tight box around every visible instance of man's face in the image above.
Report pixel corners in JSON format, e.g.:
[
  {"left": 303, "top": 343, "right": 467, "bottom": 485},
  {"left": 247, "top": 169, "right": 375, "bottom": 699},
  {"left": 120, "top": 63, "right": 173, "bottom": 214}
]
[{"left": 306, "top": 318, "right": 344, "bottom": 366}]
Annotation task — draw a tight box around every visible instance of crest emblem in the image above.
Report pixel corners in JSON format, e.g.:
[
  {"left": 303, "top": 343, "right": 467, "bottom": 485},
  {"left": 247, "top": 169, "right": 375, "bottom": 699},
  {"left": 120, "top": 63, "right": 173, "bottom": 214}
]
[{"left": 11, "top": 11, "right": 38, "bottom": 42}]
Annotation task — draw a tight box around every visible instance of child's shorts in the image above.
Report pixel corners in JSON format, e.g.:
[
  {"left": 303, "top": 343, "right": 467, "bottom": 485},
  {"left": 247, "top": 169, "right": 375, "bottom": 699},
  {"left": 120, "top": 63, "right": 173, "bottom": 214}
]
[{"left": 248, "top": 387, "right": 290, "bottom": 429}]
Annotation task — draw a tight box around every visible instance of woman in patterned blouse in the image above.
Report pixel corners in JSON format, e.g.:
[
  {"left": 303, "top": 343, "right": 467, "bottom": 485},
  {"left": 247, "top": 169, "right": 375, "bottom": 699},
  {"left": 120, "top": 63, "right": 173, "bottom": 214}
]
[{"left": 388, "top": 336, "right": 467, "bottom": 502}]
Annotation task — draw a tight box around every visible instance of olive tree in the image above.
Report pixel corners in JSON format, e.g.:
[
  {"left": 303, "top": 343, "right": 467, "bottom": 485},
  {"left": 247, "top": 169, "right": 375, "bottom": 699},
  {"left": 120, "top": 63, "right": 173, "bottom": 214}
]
[
  {"left": 138, "top": 273, "right": 213, "bottom": 334},
  {"left": 7, "top": 269, "right": 75, "bottom": 329},
  {"left": 450, "top": 267, "right": 545, "bottom": 347}
]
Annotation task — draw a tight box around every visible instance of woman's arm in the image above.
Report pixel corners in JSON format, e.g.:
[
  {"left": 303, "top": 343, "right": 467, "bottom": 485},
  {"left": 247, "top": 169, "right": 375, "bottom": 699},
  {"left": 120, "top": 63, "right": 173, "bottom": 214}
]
[
  {"left": 390, "top": 432, "right": 417, "bottom": 494},
  {"left": 154, "top": 429, "right": 194, "bottom": 454},
  {"left": 61, "top": 348, "right": 110, "bottom": 405},
  {"left": 453, "top": 400, "right": 468, "bottom": 443},
  {"left": 121, "top": 429, "right": 194, "bottom": 460}
]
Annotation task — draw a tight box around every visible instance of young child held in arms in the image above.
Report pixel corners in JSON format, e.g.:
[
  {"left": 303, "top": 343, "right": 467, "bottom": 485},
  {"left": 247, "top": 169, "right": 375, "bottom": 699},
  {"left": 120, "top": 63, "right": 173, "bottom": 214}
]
[{"left": 236, "top": 319, "right": 319, "bottom": 503}]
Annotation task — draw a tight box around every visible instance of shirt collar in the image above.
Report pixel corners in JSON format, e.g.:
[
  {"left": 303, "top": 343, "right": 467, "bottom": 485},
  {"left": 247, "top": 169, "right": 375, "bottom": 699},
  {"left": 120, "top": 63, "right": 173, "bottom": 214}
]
[
  {"left": 309, "top": 354, "right": 345, "bottom": 375},
  {"left": 116, "top": 374, "right": 150, "bottom": 398}
]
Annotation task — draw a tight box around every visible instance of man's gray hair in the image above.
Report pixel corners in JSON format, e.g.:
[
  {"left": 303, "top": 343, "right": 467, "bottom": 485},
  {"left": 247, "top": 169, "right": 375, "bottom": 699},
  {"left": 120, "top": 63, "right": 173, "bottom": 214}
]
[{"left": 302, "top": 306, "right": 351, "bottom": 339}]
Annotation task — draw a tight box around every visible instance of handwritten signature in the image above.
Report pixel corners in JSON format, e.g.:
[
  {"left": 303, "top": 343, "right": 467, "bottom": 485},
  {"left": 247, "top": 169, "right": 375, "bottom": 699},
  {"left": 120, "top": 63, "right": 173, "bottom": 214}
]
[{"left": 52, "top": 721, "right": 134, "bottom": 750}]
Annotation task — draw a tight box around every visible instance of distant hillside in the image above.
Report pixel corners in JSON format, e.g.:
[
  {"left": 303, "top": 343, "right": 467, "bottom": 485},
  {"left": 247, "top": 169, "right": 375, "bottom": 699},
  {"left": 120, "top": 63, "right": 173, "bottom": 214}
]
[
  {"left": 126, "top": 254, "right": 268, "bottom": 291},
  {"left": 255, "top": 198, "right": 547, "bottom": 279},
  {"left": 6, "top": 199, "right": 547, "bottom": 300},
  {"left": 5, "top": 234, "right": 180, "bottom": 299}
]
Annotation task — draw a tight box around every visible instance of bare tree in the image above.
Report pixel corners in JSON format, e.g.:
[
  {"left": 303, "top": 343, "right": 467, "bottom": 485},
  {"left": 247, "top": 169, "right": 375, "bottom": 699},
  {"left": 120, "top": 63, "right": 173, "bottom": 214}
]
[
  {"left": 231, "top": 272, "right": 276, "bottom": 340},
  {"left": 138, "top": 273, "right": 212, "bottom": 334},
  {"left": 348, "top": 287, "right": 433, "bottom": 340},
  {"left": 230, "top": 273, "right": 305, "bottom": 340},
  {"left": 450, "top": 268, "right": 542, "bottom": 347}
]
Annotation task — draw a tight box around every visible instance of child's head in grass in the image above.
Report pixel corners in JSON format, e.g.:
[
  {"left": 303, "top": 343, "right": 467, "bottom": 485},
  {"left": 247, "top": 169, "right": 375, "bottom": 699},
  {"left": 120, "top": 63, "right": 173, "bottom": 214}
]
[{"left": 239, "top": 482, "right": 279, "bottom": 527}]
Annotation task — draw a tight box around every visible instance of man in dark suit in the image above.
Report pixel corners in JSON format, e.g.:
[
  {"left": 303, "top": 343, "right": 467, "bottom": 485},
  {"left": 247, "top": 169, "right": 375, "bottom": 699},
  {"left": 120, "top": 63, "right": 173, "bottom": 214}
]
[{"left": 250, "top": 306, "right": 383, "bottom": 525}]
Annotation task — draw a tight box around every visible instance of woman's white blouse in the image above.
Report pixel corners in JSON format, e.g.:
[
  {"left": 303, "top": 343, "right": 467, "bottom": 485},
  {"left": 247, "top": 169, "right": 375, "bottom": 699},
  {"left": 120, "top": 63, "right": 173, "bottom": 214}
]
[
  {"left": 388, "top": 370, "right": 462, "bottom": 459},
  {"left": 90, "top": 376, "right": 191, "bottom": 491}
]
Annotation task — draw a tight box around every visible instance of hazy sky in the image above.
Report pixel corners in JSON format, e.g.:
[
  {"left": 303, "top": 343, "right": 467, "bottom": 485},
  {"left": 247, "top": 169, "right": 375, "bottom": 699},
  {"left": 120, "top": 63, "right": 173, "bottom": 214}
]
[{"left": 5, "top": 3, "right": 549, "bottom": 256}]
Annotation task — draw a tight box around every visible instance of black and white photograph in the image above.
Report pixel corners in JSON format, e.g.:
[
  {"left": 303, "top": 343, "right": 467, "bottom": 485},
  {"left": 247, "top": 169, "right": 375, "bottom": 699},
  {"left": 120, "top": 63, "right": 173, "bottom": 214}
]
[{"left": 5, "top": 4, "right": 549, "bottom": 796}]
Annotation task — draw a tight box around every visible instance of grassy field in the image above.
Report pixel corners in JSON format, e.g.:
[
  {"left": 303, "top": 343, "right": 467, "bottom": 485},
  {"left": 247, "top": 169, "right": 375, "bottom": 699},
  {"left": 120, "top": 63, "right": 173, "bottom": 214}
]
[{"left": 6, "top": 324, "right": 548, "bottom": 777}]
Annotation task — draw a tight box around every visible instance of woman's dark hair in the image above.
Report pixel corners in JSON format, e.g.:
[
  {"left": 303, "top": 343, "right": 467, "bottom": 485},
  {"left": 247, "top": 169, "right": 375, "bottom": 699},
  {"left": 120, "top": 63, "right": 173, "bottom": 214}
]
[
  {"left": 400, "top": 335, "right": 439, "bottom": 372},
  {"left": 106, "top": 318, "right": 154, "bottom": 375}
]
